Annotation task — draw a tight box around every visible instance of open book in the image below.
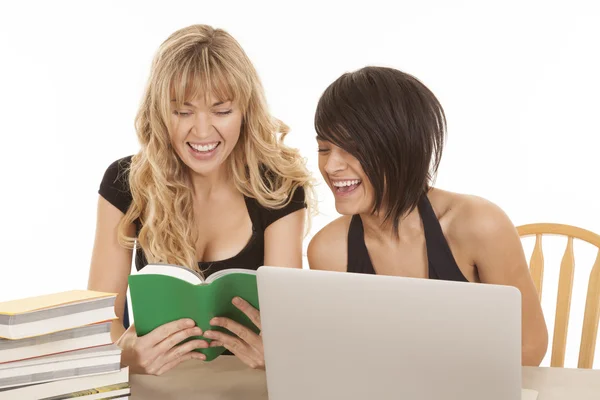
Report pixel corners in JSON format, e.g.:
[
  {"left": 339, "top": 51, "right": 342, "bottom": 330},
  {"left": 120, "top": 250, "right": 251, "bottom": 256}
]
[{"left": 128, "top": 264, "right": 259, "bottom": 361}]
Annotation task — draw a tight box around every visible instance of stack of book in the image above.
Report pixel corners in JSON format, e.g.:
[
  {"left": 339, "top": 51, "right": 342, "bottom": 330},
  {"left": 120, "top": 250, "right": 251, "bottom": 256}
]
[{"left": 0, "top": 290, "right": 130, "bottom": 399}]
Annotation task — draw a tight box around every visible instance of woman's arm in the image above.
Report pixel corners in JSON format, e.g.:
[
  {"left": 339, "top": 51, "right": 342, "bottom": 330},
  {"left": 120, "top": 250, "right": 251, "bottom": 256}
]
[
  {"left": 455, "top": 197, "right": 549, "bottom": 366},
  {"left": 263, "top": 208, "right": 306, "bottom": 268},
  {"left": 87, "top": 196, "right": 134, "bottom": 342},
  {"left": 307, "top": 216, "right": 349, "bottom": 272}
]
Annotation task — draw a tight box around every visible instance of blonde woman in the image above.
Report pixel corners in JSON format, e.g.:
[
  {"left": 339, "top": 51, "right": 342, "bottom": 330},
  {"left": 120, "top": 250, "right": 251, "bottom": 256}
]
[{"left": 88, "top": 25, "right": 314, "bottom": 374}]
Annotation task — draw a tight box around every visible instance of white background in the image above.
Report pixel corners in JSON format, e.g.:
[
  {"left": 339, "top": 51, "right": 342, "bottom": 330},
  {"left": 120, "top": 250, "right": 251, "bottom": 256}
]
[{"left": 0, "top": 0, "right": 599, "bottom": 368}]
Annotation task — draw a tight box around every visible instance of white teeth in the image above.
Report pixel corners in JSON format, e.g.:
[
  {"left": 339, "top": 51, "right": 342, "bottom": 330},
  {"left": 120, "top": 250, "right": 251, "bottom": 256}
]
[
  {"left": 332, "top": 180, "right": 361, "bottom": 187},
  {"left": 190, "top": 142, "right": 218, "bottom": 152}
]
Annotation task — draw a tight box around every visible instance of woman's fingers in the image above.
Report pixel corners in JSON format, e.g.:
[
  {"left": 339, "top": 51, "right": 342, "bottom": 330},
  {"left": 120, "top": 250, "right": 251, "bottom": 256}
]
[
  {"left": 203, "top": 327, "right": 264, "bottom": 369},
  {"left": 147, "top": 339, "right": 207, "bottom": 376},
  {"left": 154, "top": 351, "right": 205, "bottom": 376},
  {"left": 224, "top": 344, "right": 263, "bottom": 369},
  {"left": 205, "top": 299, "right": 266, "bottom": 369},
  {"left": 163, "top": 339, "right": 208, "bottom": 364},
  {"left": 141, "top": 319, "right": 197, "bottom": 348},
  {"left": 232, "top": 297, "right": 262, "bottom": 330},
  {"left": 211, "top": 333, "right": 263, "bottom": 369},
  {"left": 205, "top": 329, "right": 245, "bottom": 352},
  {"left": 154, "top": 326, "right": 204, "bottom": 355},
  {"left": 207, "top": 317, "right": 263, "bottom": 352}
]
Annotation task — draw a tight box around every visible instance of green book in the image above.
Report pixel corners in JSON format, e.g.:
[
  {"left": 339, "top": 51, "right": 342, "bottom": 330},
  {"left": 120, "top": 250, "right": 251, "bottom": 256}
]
[{"left": 128, "top": 264, "right": 259, "bottom": 361}]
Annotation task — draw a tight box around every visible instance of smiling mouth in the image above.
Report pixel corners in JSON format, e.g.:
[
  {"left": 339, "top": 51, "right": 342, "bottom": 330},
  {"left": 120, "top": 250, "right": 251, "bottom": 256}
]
[
  {"left": 188, "top": 142, "right": 220, "bottom": 153},
  {"left": 332, "top": 179, "right": 362, "bottom": 194}
]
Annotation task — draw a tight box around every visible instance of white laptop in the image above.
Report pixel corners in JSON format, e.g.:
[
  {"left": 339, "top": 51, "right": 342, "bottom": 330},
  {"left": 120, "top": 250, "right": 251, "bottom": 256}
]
[{"left": 257, "top": 266, "right": 534, "bottom": 400}]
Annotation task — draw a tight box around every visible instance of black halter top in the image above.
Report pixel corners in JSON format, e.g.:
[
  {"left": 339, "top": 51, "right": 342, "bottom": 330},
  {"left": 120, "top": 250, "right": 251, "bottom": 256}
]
[{"left": 347, "top": 195, "right": 469, "bottom": 282}]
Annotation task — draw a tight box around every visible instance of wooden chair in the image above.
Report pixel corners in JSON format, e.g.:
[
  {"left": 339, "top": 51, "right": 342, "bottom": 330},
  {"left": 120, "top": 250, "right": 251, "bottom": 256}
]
[{"left": 517, "top": 223, "right": 600, "bottom": 369}]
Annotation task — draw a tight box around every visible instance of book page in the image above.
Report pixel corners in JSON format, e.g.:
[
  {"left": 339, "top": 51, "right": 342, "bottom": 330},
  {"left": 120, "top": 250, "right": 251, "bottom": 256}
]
[
  {"left": 137, "top": 264, "right": 203, "bottom": 285},
  {"left": 0, "top": 290, "right": 116, "bottom": 316},
  {"left": 521, "top": 388, "right": 538, "bottom": 400},
  {"left": 205, "top": 268, "right": 257, "bottom": 284}
]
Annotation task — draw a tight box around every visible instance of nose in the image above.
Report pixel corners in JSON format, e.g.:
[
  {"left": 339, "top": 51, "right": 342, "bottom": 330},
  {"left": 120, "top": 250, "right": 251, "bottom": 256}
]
[
  {"left": 324, "top": 150, "right": 347, "bottom": 175},
  {"left": 190, "top": 112, "right": 212, "bottom": 138}
]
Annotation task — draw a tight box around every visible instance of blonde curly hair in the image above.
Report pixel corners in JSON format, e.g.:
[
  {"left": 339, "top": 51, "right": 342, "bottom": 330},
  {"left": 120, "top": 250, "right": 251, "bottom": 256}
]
[{"left": 118, "top": 24, "right": 315, "bottom": 273}]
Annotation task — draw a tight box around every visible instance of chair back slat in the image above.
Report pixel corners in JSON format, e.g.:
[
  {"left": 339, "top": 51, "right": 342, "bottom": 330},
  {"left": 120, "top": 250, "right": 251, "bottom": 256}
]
[
  {"left": 578, "top": 249, "right": 600, "bottom": 368},
  {"left": 551, "top": 237, "right": 575, "bottom": 367},
  {"left": 530, "top": 234, "right": 545, "bottom": 301}
]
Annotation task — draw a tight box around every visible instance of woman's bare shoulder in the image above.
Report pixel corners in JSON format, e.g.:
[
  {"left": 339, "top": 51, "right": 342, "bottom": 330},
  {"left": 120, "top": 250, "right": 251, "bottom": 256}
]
[
  {"left": 429, "top": 188, "right": 515, "bottom": 245},
  {"left": 307, "top": 215, "right": 352, "bottom": 272}
]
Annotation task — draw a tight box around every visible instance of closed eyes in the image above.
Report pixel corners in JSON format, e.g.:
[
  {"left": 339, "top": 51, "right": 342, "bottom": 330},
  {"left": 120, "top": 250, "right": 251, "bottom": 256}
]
[{"left": 173, "top": 110, "right": 233, "bottom": 117}]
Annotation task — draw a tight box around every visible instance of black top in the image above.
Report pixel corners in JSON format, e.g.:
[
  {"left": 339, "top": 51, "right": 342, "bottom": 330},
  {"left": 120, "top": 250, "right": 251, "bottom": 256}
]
[
  {"left": 347, "top": 195, "right": 469, "bottom": 282},
  {"left": 98, "top": 156, "right": 307, "bottom": 277}
]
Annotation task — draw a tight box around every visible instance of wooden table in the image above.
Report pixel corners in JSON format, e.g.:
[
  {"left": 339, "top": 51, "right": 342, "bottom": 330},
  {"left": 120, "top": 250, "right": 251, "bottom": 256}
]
[{"left": 130, "top": 357, "right": 600, "bottom": 399}]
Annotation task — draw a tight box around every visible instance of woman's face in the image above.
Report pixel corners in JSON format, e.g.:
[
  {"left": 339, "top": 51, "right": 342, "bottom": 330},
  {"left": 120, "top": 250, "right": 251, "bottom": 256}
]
[
  {"left": 169, "top": 92, "right": 243, "bottom": 177},
  {"left": 317, "top": 138, "right": 375, "bottom": 216}
]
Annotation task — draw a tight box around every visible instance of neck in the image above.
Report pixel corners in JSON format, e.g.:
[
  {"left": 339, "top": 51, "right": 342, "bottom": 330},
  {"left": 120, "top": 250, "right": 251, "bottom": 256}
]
[
  {"left": 189, "top": 164, "right": 234, "bottom": 200},
  {"left": 359, "top": 204, "right": 423, "bottom": 244}
]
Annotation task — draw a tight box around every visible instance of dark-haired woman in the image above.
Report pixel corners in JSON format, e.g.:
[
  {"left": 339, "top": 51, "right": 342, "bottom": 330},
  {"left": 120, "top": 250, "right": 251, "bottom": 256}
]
[{"left": 307, "top": 66, "right": 548, "bottom": 366}]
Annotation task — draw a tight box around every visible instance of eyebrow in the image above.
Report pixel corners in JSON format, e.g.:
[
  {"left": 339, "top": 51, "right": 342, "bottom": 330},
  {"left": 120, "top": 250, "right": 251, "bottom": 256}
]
[{"left": 170, "top": 100, "right": 229, "bottom": 107}]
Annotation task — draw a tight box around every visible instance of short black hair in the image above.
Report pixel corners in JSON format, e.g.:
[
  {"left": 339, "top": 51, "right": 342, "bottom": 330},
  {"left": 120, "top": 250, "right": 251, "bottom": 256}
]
[{"left": 314, "top": 66, "right": 446, "bottom": 233}]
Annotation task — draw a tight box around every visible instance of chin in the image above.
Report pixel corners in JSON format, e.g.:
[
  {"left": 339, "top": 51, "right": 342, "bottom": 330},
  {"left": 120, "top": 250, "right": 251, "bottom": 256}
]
[
  {"left": 189, "top": 163, "right": 222, "bottom": 177},
  {"left": 181, "top": 154, "right": 223, "bottom": 175},
  {"left": 334, "top": 202, "right": 363, "bottom": 216}
]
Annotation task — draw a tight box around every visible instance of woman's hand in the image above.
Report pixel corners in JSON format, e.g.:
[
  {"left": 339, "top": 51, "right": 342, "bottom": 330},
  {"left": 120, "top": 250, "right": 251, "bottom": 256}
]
[
  {"left": 204, "top": 297, "right": 265, "bottom": 369},
  {"left": 116, "top": 318, "right": 208, "bottom": 375}
]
